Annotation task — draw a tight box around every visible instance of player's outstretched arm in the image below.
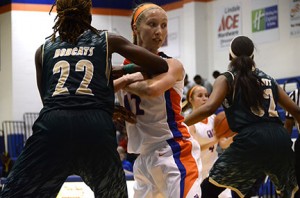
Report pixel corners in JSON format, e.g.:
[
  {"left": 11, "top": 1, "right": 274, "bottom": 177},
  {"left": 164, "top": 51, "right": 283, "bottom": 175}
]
[
  {"left": 108, "top": 32, "right": 168, "bottom": 76},
  {"left": 184, "top": 75, "right": 228, "bottom": 126},
  {"left": 123, "top": 58, "right": 183, "bottom": 98}
]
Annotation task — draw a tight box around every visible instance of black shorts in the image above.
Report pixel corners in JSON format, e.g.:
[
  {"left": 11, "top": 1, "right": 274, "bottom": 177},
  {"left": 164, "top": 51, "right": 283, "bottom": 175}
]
[
  {"left": 0, "top": 109, "right": 128, "bottom": 198},
  {"left": 209, "top": 122, "right": 298, "bottom": 198}
]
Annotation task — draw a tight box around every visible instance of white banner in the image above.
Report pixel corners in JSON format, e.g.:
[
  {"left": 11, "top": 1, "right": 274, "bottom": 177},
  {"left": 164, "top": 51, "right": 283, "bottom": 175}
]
[
  {"left": 251, "top": 0, "right": 279, "bottom": 43},
  {"left": 290, "top": 0, "right": 300, "bottom": 38},
  {"left": 216, "top": 2, "right": 242, "bottom": 50}
]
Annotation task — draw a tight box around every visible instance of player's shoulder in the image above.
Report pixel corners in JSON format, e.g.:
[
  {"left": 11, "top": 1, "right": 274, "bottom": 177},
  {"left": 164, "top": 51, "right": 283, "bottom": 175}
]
[{"left": 166, "top": 58, "right": 182, "bottom": 68}]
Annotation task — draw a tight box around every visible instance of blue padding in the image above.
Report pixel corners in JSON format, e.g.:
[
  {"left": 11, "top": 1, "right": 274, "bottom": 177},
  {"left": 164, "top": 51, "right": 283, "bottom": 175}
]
[
  {"left": 7, "top": 134, "right": 24, "bottom": 158},
  {"left": 122, "top": 160, "right": 133, "bottom": 172},
  {"left": 126, "top": 172, "right": 134, "bottom": 181},
  {"left": 65, "top": 173, "right": 134, "bottom": 182},
  {"left": 215, "top": 107, "right": 224, "bottom": 115},
  {"left": 277, "top": 108, "right": 286, "bottom": 121},
  {"left": 291, "top": 128, "right": 299, "bottom": 139},
  {"left": 65, "top": 175, "right": 83, "bottom": 182},
  {"left": 276, "top": 76, "right": 300, "bottom": 86},
  {"left": 0, "top": 173, "right": 135, "bottom": 186},
  {"left": 258, "top": 177, "right": 277, "bottom": 196},
  {"left": 0, "top": 177, "right": 7, "bottom": 185}
]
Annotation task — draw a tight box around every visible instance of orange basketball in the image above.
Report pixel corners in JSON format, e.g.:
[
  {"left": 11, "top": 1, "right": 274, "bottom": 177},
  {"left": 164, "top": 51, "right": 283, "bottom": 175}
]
[{"left": 214, "top": 111, "right": 235, "bottom": 138}]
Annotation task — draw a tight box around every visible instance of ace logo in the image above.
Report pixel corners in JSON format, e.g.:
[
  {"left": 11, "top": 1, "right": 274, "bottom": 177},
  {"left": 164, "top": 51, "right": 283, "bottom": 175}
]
[
  {"left": 218, "top": 14, "right": 239, "bottom": 32},
  {"left": 217, "top": 4, "right": 241, "bottom": 48}
]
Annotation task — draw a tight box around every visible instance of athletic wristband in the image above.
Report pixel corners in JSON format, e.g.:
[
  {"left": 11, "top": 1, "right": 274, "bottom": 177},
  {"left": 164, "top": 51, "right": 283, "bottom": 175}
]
[{"left": 123, "top": 63, "right": 136, "bottom": 74}]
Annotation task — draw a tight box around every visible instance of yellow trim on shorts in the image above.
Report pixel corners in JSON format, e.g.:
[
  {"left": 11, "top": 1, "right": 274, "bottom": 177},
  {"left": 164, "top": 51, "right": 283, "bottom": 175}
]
[
  {"left": 291, "top": 185, "right": 299, "bottom": 198},
  {"left": 209, "top": 177, "right": 245, "bottom": 198}
]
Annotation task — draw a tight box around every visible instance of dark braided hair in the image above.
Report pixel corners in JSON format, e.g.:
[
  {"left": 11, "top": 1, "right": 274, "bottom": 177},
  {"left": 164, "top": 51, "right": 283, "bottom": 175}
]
[
  {"left": 49, "top": 0, "right": 99, "bottom": 44},
  {"left": 229, "top": 36, "right": 264, "bottom": 111}
]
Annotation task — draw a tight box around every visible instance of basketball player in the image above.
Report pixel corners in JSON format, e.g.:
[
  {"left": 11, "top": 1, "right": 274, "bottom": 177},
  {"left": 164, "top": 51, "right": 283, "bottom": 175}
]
[
  {"left": 185, "top": 35, "right": 300, "bottom": 198},
  {"left": 0, "top": 0, "right": 168, "bottom": 197},
  {"left": 114, "top": 3, "right": 202, "bottom": 198},
  {"left": 186, "top": 85, "right": 233, "bottom": 198},
  {"left": 186, "top": 85, "right": 218, "bottom": 178},
  {"left": 285, "top": 88, "right": 300, "bottom": 198}
]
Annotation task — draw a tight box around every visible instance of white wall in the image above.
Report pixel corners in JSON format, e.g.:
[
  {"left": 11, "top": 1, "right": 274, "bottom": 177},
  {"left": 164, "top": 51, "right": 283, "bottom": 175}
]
[
  {"left": 208, "top": 0, "right": 300, "bottom": 81},
  {"left": 11, "top": 11, "right": 55, "bottom": 119},
  {"left": 0, "top": 0, "right": 299, "bottom": 124}
]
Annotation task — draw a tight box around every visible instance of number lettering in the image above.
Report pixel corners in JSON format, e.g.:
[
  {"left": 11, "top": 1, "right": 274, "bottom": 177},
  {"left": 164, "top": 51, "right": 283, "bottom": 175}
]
[
  {"left": 251, "top": 88, "right": 279, "bottom": 117},
  {"left": 52, "top": 59, "right": 94, "bottom": 96},
  {"left": 124, "top": 94, "right": 144, "bottom": 115},
  {"left": 52, "top": 61, "right": 70, "bottom": 96},
  {"left": 75, "top": 60, "right": 94, "bottom": 95}
]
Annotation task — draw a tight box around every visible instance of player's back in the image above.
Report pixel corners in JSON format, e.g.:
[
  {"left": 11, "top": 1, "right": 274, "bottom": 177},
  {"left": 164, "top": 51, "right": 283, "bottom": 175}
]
[
  {"left": 41, "top": 30, "right": 114, "bottom": 115},
  {"left": 223, "top": 68, "right": 282, "bottom": 132}
]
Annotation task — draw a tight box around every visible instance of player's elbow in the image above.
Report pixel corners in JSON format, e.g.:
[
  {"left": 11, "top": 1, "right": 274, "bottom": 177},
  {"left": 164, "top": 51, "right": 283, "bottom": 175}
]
[
  {"left": 152, "top": 62, "right": 168, "bottom": 75},
  {"left": 160, "top": 64, "right": 169, "bottom": 73}
]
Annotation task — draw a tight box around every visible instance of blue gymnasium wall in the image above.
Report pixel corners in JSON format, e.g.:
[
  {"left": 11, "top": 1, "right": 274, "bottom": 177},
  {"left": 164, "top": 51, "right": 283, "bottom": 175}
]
[{"left": 0, "top": 0, "right": 181, "bottom": 8}]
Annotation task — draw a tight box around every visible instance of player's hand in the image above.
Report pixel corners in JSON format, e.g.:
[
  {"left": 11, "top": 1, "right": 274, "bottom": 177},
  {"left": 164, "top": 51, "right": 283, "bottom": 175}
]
[
  {"left": 127, "top": 72, "right": 145, "bottom": 83},
  {"left": 113, "top": 105, "right": 137, "bottom": 124}
]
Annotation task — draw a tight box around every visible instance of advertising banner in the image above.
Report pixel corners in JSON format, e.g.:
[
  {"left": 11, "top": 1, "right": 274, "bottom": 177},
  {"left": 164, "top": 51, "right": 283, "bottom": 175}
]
[
  {"left": 216, "top": 2, "right": 242, "bottom": 50},
  {"left": 251, "top": 0, "right": 279, "bottom": 43},
  {"left": 290, "top": 0, "right": 300, "bottom": 38}
]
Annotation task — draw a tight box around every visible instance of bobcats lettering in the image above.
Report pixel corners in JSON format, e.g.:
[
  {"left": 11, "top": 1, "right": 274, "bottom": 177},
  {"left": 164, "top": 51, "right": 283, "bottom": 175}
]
[{"left": 53, "top": 47, "right": 95, "bottom": 58}]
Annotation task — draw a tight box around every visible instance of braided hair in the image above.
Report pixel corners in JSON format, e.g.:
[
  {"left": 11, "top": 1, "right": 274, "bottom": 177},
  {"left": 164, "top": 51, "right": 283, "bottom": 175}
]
[
  {"left": 229, "top": 36, "right": 264, "bottom": 111},
  {"left": 49, "top": 0, "right": 99, "bottom": 44}
]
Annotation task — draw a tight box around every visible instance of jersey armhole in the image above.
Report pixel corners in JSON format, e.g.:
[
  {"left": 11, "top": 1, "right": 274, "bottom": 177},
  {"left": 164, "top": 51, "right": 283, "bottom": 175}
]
[
  {"left": 221, "top": 71, "right": 235, "bottom": 101},
  {"left": 221, "top": 71, "right": 234, "bottom": 83}
]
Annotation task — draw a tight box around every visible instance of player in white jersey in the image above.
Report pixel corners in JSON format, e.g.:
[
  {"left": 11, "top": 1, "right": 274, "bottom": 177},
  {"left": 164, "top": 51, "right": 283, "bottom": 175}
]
[
  {"left": 114, "top": 3, "right": 202, "bottom": 198},
  {"left": 186, "top": 85, "right": 218, "bottom": 179},
  {"left": 186, "top": 85, "right": 232, "bottom": 198}
]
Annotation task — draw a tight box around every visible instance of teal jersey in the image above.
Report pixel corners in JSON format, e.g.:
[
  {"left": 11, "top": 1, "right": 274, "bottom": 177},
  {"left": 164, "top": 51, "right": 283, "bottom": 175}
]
[
  {"left": 40, "top": 30, "right": 114, "bottom": 115},
  {"left": 222, "top": 68, "right": 282, "bottom": 132}
]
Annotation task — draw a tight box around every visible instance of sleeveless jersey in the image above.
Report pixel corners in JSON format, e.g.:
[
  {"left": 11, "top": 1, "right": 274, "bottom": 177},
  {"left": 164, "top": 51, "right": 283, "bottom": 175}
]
[
  {"left": 192, "top": 115, "right": 218, "bottom": 178},
  {"left": 222, "top": 68, "right": 282, "bottom": 132},
  {"left": 117, "top": 56, "right": 190, "bottom": 154},
  {"left": 40, "top": 30, "right": 114, "bottom": 115}
]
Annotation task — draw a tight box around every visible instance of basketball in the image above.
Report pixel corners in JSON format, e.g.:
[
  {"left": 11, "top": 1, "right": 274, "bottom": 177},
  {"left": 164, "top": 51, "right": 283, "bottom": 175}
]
[{"left": 214, "top": 111, "right": 235, "bottom": 138}]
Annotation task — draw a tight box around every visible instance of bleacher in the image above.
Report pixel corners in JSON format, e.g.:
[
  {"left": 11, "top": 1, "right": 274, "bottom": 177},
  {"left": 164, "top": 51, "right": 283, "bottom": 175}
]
[{"left": 277, "top": 76, "right": 300, "bottom": 139}]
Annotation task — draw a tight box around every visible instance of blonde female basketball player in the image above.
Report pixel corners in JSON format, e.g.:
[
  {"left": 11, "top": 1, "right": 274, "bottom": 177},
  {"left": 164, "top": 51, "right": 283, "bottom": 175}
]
[
  {"left": 114, "top": 3, "right": 202, "bottom": 198},
  {"left": 186, "top": 85, "right": 218, "bottom": 179},
  {"left": 186, "top": 85, "right": 233, "bottom": 198}
]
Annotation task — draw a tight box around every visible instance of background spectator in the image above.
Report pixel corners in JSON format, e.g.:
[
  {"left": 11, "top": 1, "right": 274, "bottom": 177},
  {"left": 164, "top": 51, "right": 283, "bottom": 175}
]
[{"left": 193, "top": 74, "right": 213, "bottom": 94}]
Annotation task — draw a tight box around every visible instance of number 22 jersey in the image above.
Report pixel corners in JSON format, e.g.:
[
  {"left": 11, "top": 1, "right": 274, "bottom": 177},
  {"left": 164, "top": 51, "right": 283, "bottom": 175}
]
[{"left": 40, "top": 30, "right": 114, "bottom": 115}]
